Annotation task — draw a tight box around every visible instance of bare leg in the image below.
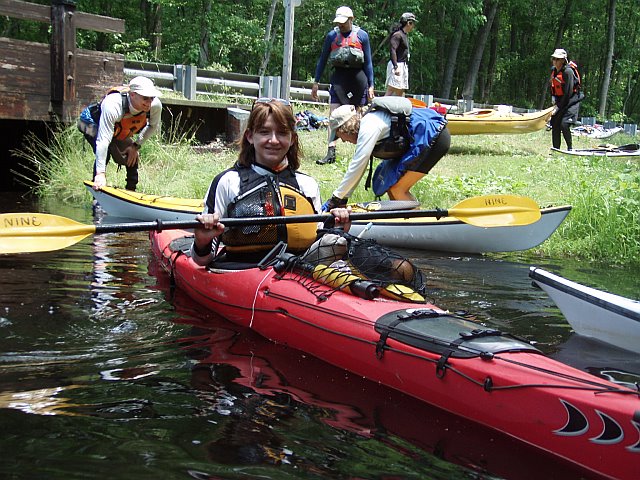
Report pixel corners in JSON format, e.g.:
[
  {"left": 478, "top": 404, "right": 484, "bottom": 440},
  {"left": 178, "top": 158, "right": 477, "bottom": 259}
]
[
  {"left": 387, "top": 171, "right": 425, "bottom": 201},
  {"left": 385, "top": 86, "right": 405, "bottom": 97}
]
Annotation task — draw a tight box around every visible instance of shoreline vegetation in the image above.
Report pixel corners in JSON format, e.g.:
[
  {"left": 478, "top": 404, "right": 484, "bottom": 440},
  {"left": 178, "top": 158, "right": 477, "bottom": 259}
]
[{"left": 14, "top": 104, "right": 639, "bottom": 268}]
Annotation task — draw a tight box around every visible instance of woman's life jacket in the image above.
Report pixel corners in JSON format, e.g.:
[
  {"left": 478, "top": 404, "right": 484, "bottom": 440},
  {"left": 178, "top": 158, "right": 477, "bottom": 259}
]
[
  {"left": 220, "top": 165, "right": 318, "bottom": 254},
  {"left": 328, "top": 26, "right": 365, "bottom": 69},
  {"left": 550, "top": 61, "right": 581, "bottom": 98}
]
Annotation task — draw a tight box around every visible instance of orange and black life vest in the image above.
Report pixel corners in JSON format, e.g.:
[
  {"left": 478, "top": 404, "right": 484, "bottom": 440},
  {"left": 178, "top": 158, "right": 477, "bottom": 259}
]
[
  {"left": 550, "top": 61, "right": 581, "bottom": 97},
  {"left": 83, "top": 87, "right": 149, "bottom": 140},
  {"left": 331, "top": 26, "right": 363, "bottom": 52}
]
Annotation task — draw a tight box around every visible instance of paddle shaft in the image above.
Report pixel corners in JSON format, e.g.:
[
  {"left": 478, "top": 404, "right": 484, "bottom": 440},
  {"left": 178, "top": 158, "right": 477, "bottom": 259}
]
[
  {"left": 95, "top": 210, "right": 445, "bottom": 233},
  {"left": 94, "top": 205, "right": 537, "bottom": 234}
]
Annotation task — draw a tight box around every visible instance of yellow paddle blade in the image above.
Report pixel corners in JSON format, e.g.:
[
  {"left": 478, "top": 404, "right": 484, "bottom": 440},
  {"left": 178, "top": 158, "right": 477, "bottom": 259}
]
[
  {"left": 0, "top": 213, "right": 96, "bottom": 254},
  {"left": 448, "top": 195, "right": 541, "bottom": 227}
]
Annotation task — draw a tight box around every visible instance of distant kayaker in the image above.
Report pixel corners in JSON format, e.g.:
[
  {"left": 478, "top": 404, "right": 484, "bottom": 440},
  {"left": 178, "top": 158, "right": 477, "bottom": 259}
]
[
  {"left": 385, "top": 12, "right": 417, "bottom": 97},
  {"left": 77, "top": 76, "right": 163, "bottom": 191},
  {"left": 549, "top": 48, "right": 583, "bottom": 151},
  {"left": 191, "top": 98, "right": 351, "bottom": 265},
  {"left": 312, "top": 6, "right": 375, "bottom": 165},
  {"left": 322, "top": 97, "right": 450, "bottom": 210}
]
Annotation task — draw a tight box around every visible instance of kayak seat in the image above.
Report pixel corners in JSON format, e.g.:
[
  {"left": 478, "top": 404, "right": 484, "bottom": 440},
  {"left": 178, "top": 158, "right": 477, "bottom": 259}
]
[{"left": 208, "top": 254, "right": 260, "bottom": 271}]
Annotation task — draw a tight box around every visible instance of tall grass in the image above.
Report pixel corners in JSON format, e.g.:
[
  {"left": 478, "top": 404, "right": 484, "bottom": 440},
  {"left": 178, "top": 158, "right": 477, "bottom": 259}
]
[{"left": 14, "top": 116, "right": 640, "bottom": 267}]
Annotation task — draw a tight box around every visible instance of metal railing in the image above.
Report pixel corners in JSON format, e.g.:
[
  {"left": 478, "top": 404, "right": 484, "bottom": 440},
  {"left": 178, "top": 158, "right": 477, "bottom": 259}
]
[
  {"left": 124, "top": 60, "right": 330, "bottom": 105},
  {"left": 124, "top": 60, "right": 626, "bottom": 120}
]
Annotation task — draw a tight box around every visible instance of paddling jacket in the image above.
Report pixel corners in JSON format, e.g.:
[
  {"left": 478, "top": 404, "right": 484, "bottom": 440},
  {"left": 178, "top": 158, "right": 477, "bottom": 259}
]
[
  {"left": 206, "top": 164, "right": 319, "bottom": 255},
  {"left": 371, "top": 107, "right": 448, "bottom": 196}
]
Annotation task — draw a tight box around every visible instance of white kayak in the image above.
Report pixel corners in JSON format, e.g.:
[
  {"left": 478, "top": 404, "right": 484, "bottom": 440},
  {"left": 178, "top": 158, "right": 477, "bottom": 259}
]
[
  {"left": 551, "top": 143, "right": 640, "bottom": 157},
  {"left": 529, "top": 267, "right": 640, "bottom": 353},
  {"left": 571, "top": 125, "right": 623, "bottom": 139},
  {"left": 84, "top": 181, "right": 571, "bottom": 254},
  {"left": 348, "top": 205, "right": 570, "bottom": 253}
]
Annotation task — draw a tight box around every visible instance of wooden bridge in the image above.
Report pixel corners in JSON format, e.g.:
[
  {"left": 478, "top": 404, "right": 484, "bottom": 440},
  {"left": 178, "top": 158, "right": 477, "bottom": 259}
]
[{"left": 0, "top": 0, "right": 125, "bottom": 123}]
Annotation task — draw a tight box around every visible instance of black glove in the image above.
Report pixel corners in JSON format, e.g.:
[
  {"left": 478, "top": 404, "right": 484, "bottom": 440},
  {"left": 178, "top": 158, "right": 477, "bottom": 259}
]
[{"left": 321, "top": 195, "right": 348, "bottom": 212}]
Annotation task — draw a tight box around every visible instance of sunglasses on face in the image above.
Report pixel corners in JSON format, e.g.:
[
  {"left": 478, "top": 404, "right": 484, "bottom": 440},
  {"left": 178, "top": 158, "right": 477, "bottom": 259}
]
[
  {"left": 137, "top": 95, "right": 153, "bottom": 102},
  {"left": 252, "top": 97, "right": 292, "bottom": 110}
]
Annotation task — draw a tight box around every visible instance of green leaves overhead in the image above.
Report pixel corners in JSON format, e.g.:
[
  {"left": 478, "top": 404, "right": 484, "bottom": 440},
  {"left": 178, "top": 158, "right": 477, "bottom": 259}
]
[{"left": 4, "top": 0, "right": 639, "bottom": 122}]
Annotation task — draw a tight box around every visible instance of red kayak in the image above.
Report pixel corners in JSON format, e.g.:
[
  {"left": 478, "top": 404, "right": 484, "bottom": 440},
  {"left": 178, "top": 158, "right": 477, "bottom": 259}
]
[{"left": 151, "top": 229, "right": 640, "bottom": 480}]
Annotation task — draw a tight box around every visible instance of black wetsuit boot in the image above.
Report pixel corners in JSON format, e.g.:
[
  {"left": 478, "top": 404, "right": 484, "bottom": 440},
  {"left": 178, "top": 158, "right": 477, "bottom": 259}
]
[{"left": 317, "top": 146, "right": 336, "bottom": 165}]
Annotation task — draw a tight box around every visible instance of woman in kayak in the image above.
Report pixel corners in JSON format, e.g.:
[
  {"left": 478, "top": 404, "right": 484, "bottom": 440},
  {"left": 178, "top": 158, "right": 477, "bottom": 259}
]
[{"left": 191, "top": 98, "right": 351, "bottom": 265}]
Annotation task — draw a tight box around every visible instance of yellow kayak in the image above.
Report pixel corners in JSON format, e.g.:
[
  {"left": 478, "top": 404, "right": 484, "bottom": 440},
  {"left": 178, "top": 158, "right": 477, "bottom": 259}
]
[{"left": 446, "top": 106, "right": 554, "bottom": 135}]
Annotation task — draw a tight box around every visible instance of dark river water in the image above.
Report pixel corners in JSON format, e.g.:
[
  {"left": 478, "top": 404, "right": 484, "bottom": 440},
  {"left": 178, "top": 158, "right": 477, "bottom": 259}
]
[{"left": 1, "top": 193, "right": 638, "bottom": 479}]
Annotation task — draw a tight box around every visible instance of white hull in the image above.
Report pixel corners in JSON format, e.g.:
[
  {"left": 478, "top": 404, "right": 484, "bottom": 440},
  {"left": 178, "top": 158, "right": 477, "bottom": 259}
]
[
  {"left": 529, "top": 267, "right": 640, "bottom": 353},
  {"left": 87, "top": 185, "right": 202, "bottom": 222},
  {"left": 85, "top": 183, "right": 570, "bottom": 254},
  {"left": 551, "top": 146, "right": 640, "bottom": 157},
  {"left": 349, "top": 206, "right": 571, "bottom": 253}
]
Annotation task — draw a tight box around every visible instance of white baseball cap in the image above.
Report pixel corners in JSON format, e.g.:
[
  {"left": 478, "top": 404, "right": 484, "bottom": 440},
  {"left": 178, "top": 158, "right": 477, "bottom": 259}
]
[
  {"left": 401, "top": 12, "right": 417, "bottom": 23},
  {"left": 551, "top": 48, "right": 568, "bottom": 60},
  {"left": 329, "top": 105, "right": 357, "bottom": 140},
  {"left": 128, "top": 76, "right": 162, "bottom": 97},
  {"left": 334, "top": 6, "right": 354, "bottom": 23}
]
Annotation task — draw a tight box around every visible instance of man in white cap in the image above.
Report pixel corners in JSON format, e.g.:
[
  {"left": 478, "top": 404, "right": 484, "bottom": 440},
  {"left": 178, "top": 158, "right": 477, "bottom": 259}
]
[
  {"left": 385, "top": 12, "right": 417, "bottom": 96},
  {"left": 78, "top": 76, "right": 163, "bottom": 191},
  {"left": 311, "top": 6, "right": 374, "bottom": 165},
  {"left": 549, "top": 48, "right": 582, "bottom": 150},
  {"left": 321, "top": 97, "right": 450, "bottom": 211}
]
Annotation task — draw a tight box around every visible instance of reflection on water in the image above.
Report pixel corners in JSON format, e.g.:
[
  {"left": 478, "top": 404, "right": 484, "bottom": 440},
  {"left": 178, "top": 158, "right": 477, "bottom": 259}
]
[{"left": 0, "top": 193, "right": 638, "bottom": 479}]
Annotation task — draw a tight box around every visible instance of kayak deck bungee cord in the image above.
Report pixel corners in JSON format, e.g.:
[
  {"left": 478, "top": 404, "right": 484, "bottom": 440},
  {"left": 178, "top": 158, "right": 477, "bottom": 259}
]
[{"left": 151, "top": 228, "right": 639, "bottom": 480}]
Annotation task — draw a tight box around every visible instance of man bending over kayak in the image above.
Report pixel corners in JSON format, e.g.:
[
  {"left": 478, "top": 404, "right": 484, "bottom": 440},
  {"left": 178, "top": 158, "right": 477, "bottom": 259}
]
[{"left": 323, "top": 97, "right": 450, "bottom": 211}]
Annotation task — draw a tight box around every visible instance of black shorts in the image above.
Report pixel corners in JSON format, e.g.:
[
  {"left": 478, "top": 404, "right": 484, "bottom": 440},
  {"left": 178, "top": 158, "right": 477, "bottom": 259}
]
[{"left": 407, "top": 127, "right": 451, "bottom": 174}]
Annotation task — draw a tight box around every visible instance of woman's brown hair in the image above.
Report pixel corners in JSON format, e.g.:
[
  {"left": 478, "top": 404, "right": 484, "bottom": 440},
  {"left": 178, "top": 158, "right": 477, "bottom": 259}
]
[{"left": 237, "top": 100, "right": 302, "bottom": 170}]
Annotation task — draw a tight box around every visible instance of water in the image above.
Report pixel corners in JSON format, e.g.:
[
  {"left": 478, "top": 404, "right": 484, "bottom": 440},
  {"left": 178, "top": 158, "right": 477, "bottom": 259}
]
[{"left": 0, "top": 194, "right": 638, "bottom": 479}]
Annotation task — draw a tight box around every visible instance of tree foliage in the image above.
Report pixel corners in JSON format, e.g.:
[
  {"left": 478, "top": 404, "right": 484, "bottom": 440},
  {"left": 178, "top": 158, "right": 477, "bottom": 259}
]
[{"left": 3, "top": 0, "right": 640, "bottom": 122}]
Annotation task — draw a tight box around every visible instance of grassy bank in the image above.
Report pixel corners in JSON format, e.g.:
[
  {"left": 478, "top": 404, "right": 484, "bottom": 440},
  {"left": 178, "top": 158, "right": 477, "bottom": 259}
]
[{"left": 15, "top": 109, "right": 640, "bottom": 267}]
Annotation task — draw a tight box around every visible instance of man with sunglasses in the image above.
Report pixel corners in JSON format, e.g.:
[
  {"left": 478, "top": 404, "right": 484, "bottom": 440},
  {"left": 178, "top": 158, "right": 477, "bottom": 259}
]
[
  {"left": 311, "top": 6, "right": 374, "bottom": 165},
  {"left": 385, "top": 13, "right": 417, "bottom": 96},
  {"left": 78, "top": 76, "right": 163, "bottom": 192}
]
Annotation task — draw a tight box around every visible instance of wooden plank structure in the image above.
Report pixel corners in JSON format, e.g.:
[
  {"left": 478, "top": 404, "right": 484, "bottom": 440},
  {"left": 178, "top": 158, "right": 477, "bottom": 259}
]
[{"left": 0, "top": 0, "right": 125, "bottom": 123}]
